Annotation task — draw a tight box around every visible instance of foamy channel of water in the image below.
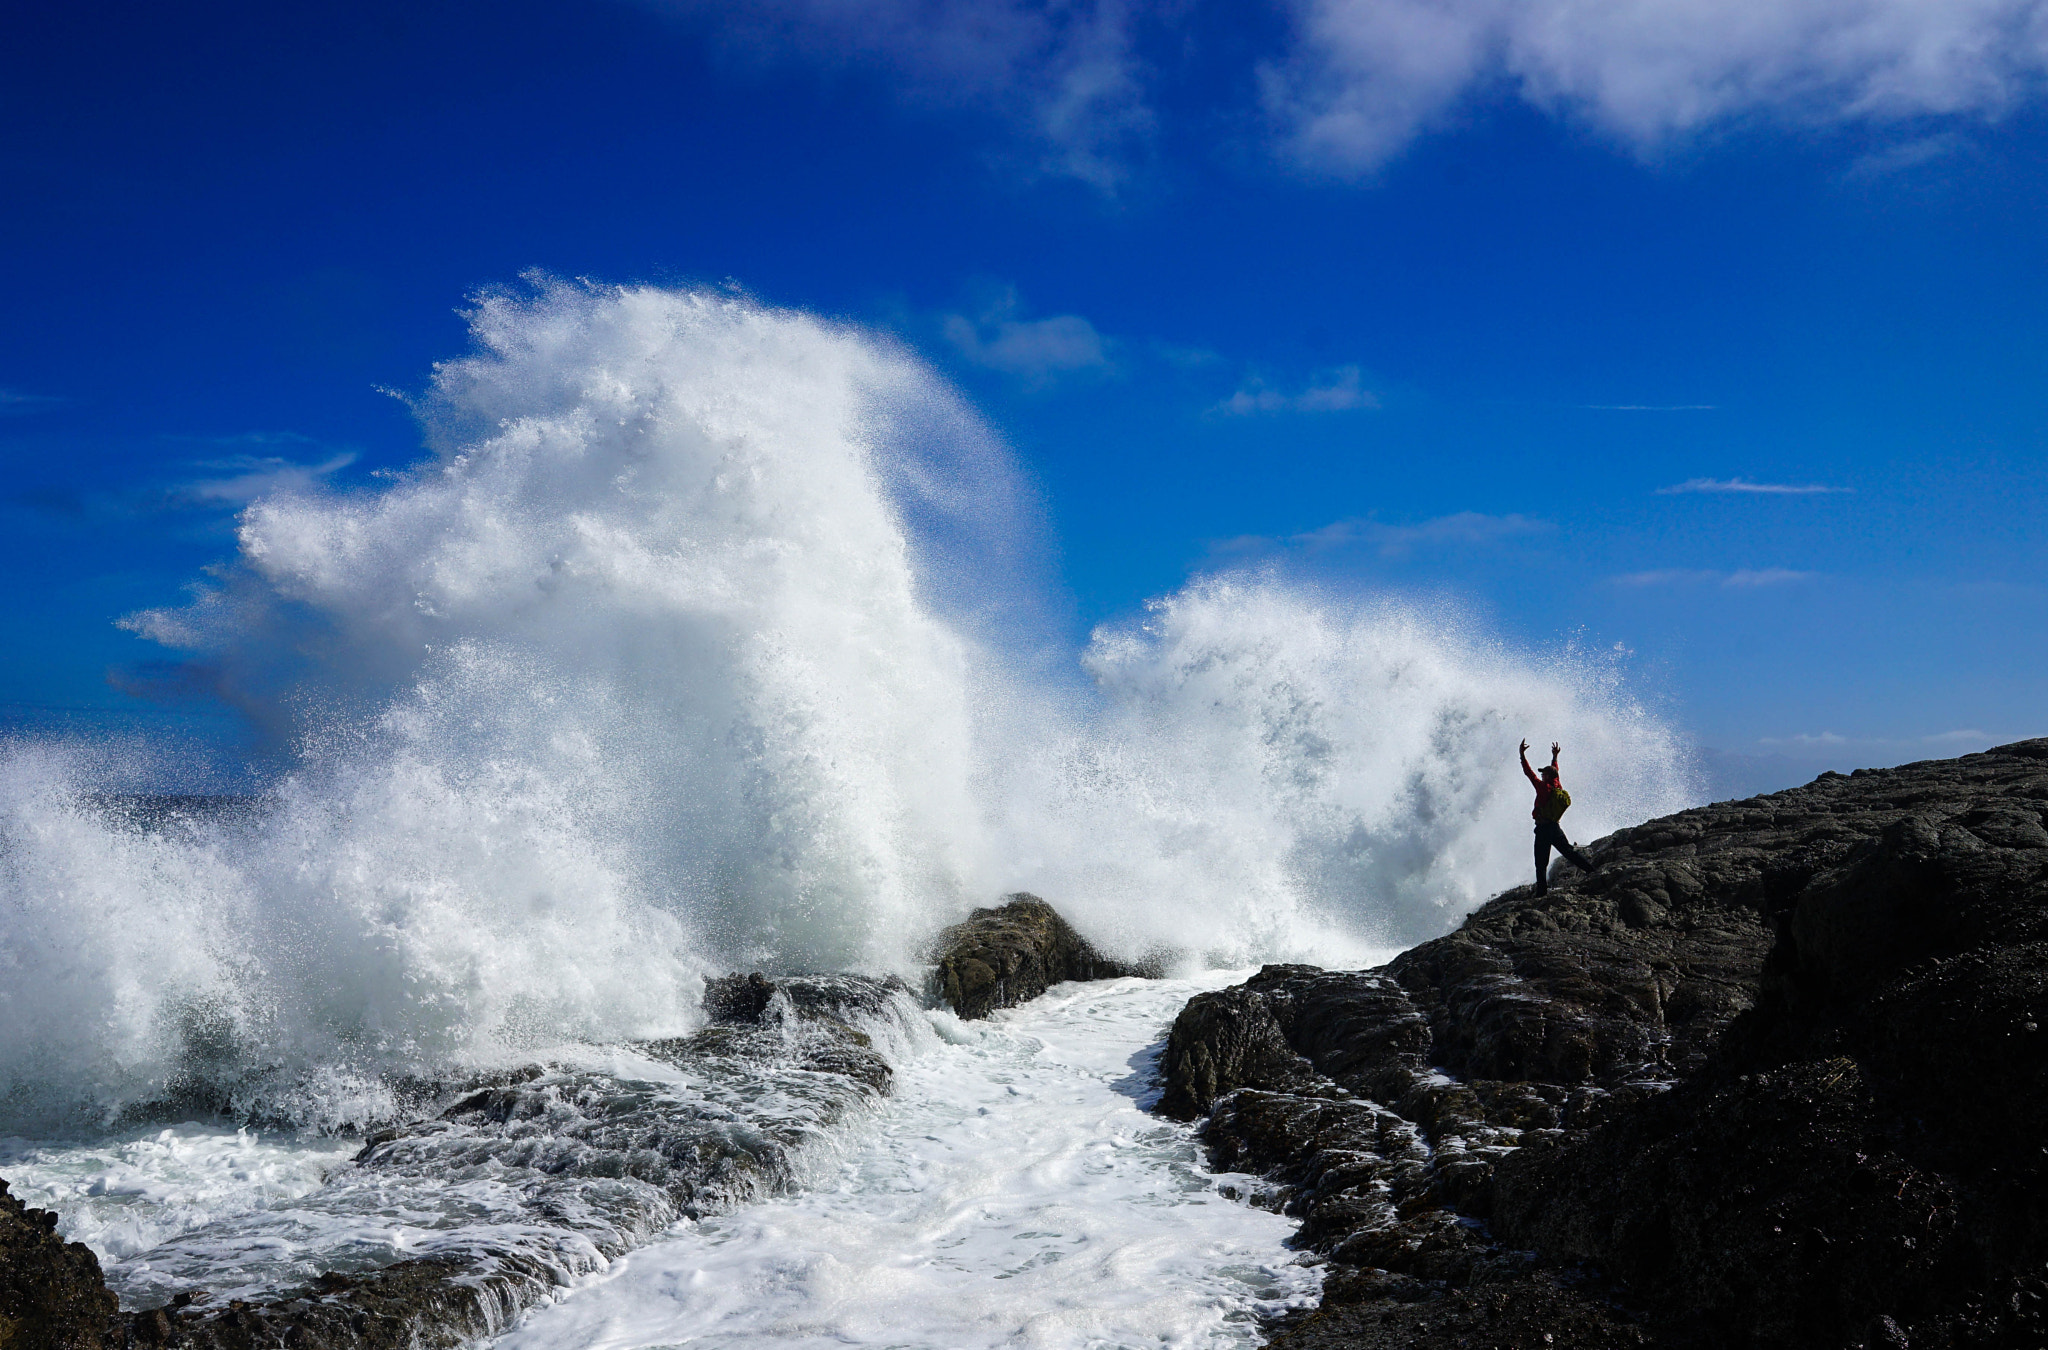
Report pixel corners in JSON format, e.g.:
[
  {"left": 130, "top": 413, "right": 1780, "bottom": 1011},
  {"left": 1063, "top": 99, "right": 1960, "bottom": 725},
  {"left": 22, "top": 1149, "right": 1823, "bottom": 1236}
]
[
  {"left": 0, "top": 1126, "right": 361, "bottom": 1263},
  {"left": 491, "top": 973, "right": 1328, "bottom": 1350}
]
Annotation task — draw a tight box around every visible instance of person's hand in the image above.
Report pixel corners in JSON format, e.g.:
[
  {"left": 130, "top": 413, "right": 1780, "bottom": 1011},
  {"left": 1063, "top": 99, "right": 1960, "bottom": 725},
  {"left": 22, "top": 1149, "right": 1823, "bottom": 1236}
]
[
  {"left": 1551, "top": 741, "right": 1561, "bottom": 758},
  {"left": 1519, "top": 739, "right": 1529, "bottom": 755}
]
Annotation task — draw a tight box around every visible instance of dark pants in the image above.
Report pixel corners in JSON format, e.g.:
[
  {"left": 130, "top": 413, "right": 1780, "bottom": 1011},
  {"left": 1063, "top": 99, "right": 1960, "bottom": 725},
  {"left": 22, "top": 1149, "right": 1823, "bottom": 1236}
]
[{"left": 1534, "top": 820, "right": 1592, "bottom": 894}]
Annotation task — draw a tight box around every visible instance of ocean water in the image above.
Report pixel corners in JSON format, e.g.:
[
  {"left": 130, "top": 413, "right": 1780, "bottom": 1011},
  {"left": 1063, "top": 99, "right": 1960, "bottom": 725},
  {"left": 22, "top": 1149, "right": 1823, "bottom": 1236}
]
[
  {"left": 0, "top": 279, "right": 1696, "bottom": 1335},
  {"left": 491, "top": 975, "right": 1326, "bottom": 1350},
  {"left": 0, "top": 1126, "right": 361, "bottom": 1264}
]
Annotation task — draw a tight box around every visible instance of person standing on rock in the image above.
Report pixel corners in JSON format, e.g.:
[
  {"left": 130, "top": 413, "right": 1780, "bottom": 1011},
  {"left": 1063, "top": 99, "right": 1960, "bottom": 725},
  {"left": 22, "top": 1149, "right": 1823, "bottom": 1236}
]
[{"left": 1521, "top": 739, "right": 1594, "bottom": 895}]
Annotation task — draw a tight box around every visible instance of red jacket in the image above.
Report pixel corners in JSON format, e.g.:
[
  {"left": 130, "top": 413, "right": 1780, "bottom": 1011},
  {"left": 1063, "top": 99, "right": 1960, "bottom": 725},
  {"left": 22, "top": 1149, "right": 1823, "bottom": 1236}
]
[{"left": 1523, "top": 759, "right": 1562, "bottom": 821}]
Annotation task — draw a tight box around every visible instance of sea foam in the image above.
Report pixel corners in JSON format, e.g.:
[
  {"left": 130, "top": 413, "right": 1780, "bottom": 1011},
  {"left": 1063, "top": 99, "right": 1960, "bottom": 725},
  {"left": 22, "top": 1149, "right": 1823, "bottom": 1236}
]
[{"left": 0, "top": 279, "right": 1694, "bottom": 1135}]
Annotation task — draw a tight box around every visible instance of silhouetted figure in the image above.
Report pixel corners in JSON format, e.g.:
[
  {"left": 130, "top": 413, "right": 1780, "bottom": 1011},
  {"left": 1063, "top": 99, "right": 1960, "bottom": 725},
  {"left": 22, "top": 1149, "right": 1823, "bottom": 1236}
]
[{"left": 1521, "top": 738, "right": 1593, "bottom": 896}]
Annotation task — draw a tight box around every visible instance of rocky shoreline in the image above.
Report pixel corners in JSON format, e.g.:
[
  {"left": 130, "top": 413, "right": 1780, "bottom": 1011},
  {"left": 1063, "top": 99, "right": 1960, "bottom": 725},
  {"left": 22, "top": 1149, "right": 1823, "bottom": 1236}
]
[
  {"left": 1159, "top": 739, "right": 2048, "bottom": 1349},
  {"left": 0, "top": 893, "right": 1150, "bottom": 1349},
  {"left": 1, "top": 973, "right": 921, "bottom": 1350},
  {"left": 11, "top": 744, "right": 2046, "bottom": 1348}
]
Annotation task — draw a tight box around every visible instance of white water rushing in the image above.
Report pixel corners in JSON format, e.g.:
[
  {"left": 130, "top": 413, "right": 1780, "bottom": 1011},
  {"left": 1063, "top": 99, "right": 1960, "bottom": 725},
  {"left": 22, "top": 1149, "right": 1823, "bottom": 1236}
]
[
  {"left": 493, "top": 974, "right": 1325, "bottom": 1350},
  {"left": 0, "top": 278, "right": 1694, "bottom": 1332}
]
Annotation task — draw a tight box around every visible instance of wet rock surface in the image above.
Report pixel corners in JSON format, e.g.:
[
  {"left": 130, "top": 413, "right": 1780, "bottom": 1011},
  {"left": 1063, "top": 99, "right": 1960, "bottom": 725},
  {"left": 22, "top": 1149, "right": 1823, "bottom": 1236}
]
[
  {"left": 1163, "top": 739, "right": 2048, "bottom": 1349},
  {"left": 929, "top": 892, "right": 1159, "bottom": 1019},
  {"left": 5, "top": 973, "right": 914, "bottom": 1349},
  {"left": 2, "top": 1178, "right": 119, "bottom": 1350}
]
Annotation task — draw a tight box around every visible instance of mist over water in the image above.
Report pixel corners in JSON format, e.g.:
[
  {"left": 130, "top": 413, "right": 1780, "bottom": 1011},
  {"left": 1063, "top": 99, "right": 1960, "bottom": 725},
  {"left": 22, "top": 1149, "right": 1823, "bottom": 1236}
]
[{"left": 0, "top": 280, "right": 1696, "bottom": 1134}]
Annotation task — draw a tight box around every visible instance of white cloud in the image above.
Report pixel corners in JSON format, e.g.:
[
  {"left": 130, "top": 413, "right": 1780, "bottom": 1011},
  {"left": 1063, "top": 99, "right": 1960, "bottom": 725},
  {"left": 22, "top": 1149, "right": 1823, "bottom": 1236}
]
[
  {"left": 1657, "top": 477, "right": 1852, "bottom": 495},
  {"left": 1269, "top": 0, "right": 2048, "bottom": 174},
  {"left": 942, "top": 293, "right": 1115, "bottom": 382},
  {"left": 1215, "top": 365, "right": 1377, "bottom": 415},
  {"left": 643, "top": 0, "right": 1150, "bottom": 186},
  {"left": 1923, "top": 728, "right": 1990, "bottom": 743}
]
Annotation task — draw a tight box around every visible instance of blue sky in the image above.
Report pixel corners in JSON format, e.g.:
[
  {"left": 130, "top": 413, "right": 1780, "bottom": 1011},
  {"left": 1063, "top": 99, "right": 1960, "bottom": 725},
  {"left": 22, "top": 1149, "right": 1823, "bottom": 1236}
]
[{"left": 3, "top": 0, "right": 2045, "bottom": 791}]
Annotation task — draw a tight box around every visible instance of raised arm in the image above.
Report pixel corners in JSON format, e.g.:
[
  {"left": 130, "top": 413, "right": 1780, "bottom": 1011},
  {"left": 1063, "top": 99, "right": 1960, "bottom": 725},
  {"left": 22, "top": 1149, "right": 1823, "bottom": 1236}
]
[
  {"left": 1519, "top": 738, "right": 1541, "bottom": 787},
  {"left": 1550, "top": 741, "right": 1561, "bottom": 772}
]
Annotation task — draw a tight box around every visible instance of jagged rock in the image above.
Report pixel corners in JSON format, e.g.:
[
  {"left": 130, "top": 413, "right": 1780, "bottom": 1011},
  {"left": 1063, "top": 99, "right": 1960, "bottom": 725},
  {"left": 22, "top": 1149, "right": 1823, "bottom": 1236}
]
[
  {"left": 1489, "top": 744, "right": 2048, "bottom": 1349},
  {"left": 1162, "top": 738, "right": 2048, "bottom": 1349},
  {"left": 1, "top": 1179, "right": 117, "bottom": 1350},
  {"left": 1155, "top": 984, "right": 1320, "bottom": 1119},
  {"left": 929, "top": 893, "right": 1157, "bottom": 1019},
  {"left": 112, "top": 1255, "right": 562, "bottom": 1349},
  {"left": 701, "top": 971, "right": 777, "bottom": 1023},
  {"left": 8, "top": 973, "right": 915, "bottom": 1350},
  {"left": 1267, "top": 1271, "right": 1655, "bottom": 1350}
]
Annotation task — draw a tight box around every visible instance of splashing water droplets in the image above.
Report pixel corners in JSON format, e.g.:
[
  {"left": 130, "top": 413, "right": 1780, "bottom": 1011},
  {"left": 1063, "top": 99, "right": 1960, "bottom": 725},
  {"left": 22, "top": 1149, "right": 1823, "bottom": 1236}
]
[{"left": 0, "top": 280, "right": 1693, "bottom": 1133}]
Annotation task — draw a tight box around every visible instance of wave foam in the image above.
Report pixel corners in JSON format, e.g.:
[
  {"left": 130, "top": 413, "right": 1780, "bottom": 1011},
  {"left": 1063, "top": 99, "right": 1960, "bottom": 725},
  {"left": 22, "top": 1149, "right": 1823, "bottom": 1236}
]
[{"left": 0, "top": 280, "right": 1695, "bottom": 1132}]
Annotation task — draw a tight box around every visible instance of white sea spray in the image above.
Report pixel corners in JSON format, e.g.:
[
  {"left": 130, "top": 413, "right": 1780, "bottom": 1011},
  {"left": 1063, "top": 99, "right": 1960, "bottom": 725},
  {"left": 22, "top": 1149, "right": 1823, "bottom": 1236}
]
[{"left": 0, "top": 279, "right": 1693, "bottom": 1141}]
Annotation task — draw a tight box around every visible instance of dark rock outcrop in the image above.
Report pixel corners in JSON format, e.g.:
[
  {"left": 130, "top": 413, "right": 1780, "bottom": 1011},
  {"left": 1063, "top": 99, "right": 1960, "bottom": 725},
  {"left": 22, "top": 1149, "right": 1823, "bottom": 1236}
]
[
  {"left": 7, "top": 973, "right": 913, "bottom": 1350},
  {"left": 1, "top": 1179, "right": 118, "bottom": 1350},
  {"left": 1161, "top": 739, "right": 2048, "bottom": 1350},
  {"left": 929, "top": 893, "right": 1158, "bottom": 1019},
  {"left": 700, "top": 970, "right": 778, "bottom": 1023},
  {"left": 111, "top": 1256, "right": 564, "bottom": 1350}
]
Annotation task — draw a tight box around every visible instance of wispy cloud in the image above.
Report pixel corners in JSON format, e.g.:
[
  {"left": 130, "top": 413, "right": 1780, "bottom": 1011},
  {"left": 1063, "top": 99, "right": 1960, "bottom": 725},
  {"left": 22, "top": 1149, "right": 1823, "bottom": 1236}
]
[
  {"left": 642, "top": 1, "right": 2048, "bottom": 184},
  {"left": 164, "top": 434, "right": 357, "bottom": 506},
  {"left": 0, "top": 388, "right": 66, "bottom": 416},
  {"left": 1843, "top": 132, "right": 1970, "bottom": 182},
  {"left": 178, "top": 453, "right": 356, "bottom": 505},
  {"left": 1614, "top": 568, "right": 1718, "bottom": 586},
  {"left": 1232, "top": 510, "right": 1548, "bottom": 559},
  {"left": 642, "top": 0, "right": 1151, "bottom": 187},
  {"left": 1725, "top": 568, "right": 1818, "bottom": 587},
  {"left": 1149, "top": 340, "right": 1226, "bottom": 369},
  {"left": 1615, "top": 567, "right": 1818, "bottom": 588},
  {"left": 1214, "top": 366, "right": 1377, "bottom": 415},
  {"left": 1929, "top": 579, "right": 2048, "bottom": 601},
  {"left": 1759, "top": 731, "right": 1849, "bottom": 747},
  {"left": 7, "top": 434, "right": 355, "bottom": 523},
  {"left": 941, "top": 289, "right": 1115, "bottom": 385},
  {"left": 1757, "top": 728, "right": 1998, "bottom": 750},
  {"left": 1657, "top": 477, "right": 1852, "bottom": 495}
]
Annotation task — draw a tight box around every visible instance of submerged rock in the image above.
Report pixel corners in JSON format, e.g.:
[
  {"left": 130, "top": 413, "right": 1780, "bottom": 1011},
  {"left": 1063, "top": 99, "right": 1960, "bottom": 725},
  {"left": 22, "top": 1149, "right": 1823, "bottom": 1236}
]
[
  {"left": 1162, "top": 738, "right": 2048, "bottom": 1350},
  {"left": 929, "top": 893, "right": 1158, "bottom": 1019}
]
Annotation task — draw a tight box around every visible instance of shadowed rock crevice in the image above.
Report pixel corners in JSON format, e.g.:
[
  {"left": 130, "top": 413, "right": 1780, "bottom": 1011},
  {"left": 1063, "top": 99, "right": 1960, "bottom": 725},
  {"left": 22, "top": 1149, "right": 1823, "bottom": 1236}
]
[
  {"left": 1161, "top": 739, "right": 2048, "bottom": 1350},
  {"left": 928, "top": 893, "right": 1160, "bottom": 1019}
]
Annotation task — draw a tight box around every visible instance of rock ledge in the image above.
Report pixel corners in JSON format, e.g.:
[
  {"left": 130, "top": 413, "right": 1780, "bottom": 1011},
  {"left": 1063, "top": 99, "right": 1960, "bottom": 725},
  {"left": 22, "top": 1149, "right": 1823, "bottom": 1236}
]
[{"left": 1162, "top": 739, "right": 2048, "bottom": 1350}]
